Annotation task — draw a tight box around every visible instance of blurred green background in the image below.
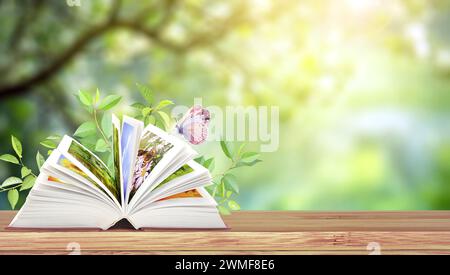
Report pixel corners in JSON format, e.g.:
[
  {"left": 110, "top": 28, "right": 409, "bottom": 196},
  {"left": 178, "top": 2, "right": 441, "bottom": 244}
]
[{"left": 1, "top": 0, "right": 450, "bottom": 210}]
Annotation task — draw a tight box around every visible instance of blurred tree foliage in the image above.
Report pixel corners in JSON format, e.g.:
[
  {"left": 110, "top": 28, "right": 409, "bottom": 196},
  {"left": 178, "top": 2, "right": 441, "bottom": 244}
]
[{"left": 1, "top": 0, "right": 450, "bottom": 210}]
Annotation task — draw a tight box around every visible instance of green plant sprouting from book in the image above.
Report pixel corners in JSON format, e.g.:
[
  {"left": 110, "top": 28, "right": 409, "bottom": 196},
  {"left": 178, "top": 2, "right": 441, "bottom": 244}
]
[{"left": 0, "top": 85, "right": 261, "bottom": 214}]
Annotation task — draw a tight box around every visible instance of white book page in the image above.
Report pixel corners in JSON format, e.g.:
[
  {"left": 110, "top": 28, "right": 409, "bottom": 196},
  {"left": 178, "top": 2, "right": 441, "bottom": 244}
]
[
  {"left": 37, "top": 173, "right": 105, "bottom": 201},
  {"left": 128, "top": 188, "right": 225, "bottom": 228},
  {"left": 112, "top": 114, "right": 124, "bottom": 208},
  {"left": 127, "top": 123, "right": 195, "bottom": 210},
  {"left": 120, "top": 115, "right": 143, "bottom": 209},
  {"left": 44, "top": 148, "right": 119, "bottom": 211},
  {"left": 131, "top": 187, "right": 217, "bottom": 218},
  {"left": 10, "top": 173, "right": 119, "bottom": 229},
  {"left": 36, "top": 177, "right": 118, "bottom": 212},
  {"left": 130, "top": 209, "right": 225, "bottom": 229},
  {"left": 131, "top": 161, "right": 211, "bottom": 214},
  {"left": 128, "top": 144, "right": 198, "bottom": 213},
  {"left": 55, "top": 136, "right": 122, "bottom": 209}
]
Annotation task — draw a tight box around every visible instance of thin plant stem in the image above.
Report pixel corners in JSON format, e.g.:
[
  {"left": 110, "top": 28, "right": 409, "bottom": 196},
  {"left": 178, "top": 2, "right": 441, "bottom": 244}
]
[
  {"left": 93, "top": 109, "right": 111, "bottom": 147},
  {"left": 0, "top": 185, "right": 22, "bottom": 192}
]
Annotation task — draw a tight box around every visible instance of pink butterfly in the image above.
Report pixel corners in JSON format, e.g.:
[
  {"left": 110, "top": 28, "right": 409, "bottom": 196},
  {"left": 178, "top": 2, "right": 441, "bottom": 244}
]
[{"left": 175, "top": 105, "right": 210, "bottom": 145}]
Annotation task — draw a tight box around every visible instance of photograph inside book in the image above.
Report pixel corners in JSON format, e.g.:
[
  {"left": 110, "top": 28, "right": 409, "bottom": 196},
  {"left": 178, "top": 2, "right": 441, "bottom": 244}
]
[{"left": 9, "top": 115, "right": 226, "bottom": 230}]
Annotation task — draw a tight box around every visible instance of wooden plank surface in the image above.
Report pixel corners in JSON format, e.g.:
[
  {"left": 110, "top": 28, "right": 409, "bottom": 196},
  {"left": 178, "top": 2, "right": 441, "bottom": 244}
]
[{"left": 1, "top": 211, "right": 450, "bottom": 254}]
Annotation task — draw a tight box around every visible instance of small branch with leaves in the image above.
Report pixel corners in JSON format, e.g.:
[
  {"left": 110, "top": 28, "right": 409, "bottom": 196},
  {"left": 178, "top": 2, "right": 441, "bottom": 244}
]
[
  {"left": 75, "top": 89, "right": 122, "bottom": 152},
  {"left": 197, "top": 140, "right": 262, "bottom": 215},
  {"left": 130, "top": 83, "right": 174, "bottom": 130},
  {"left": 0, "top": 136, "right": 40, "bottom": 209}
]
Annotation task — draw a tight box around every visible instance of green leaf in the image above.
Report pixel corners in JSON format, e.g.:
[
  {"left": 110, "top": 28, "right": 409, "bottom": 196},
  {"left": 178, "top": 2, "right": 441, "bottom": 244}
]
[
  {"left": 226, "top": 190, "right": 233, "bottom": 198},
  {"left": 228, "top": 200, "right": 240, "bottom": 211},
  {"left": 142, "top": 107, "right": 152, "bottom": 117},
  {"left": 220, "top": 140, "right": 233, "bottom": 159},
  {"left": 136, "top": 83, "right": 153, "bottom": 104},
  {"left": 155, "top": 100, "right": 174, "bottom": 110},
  {"left": 95, "top": 139, "right": 109, "bottom": 153},
  {"left": 11, "top": 135, "right": 22, "bottom": 158},
  {"left": 78, "top": 135, "right": 97, "bottom": 151},
  {"left": 237, "top": 143, "right": 246, "bottom": 157},
  {"left": 144, "top": 115, "right": 156, "bottom": 126},
  {"left": 2, "top": 177, "right": 22, "bottom": 187},
  {"left": 98, "top": 95, "right": 122, "bottom": 111},
  {"left": 106, "top": 154, "right": 114, "bottom": 173},
  {"left": 131, "top": 102, "right": 146, "bottom": 110},
  {"left": 8, "top": 189, "right": 19, "bottom": 209},
  {"left": 21, "top": 167, "right": 32, "bottom": 178},
  {"left": 154, "top": 117, "right": 166, "bottom": 130},
  {"left": 205, "top": 185, "right": 214, "bottom": 194},
  {"left": 20, "top": 175, "right": 36, "bottom": 191},
  {"left": 74, "top": 121, "right": 96, "bottom": 138},
  {"left": 95, "top": 88, "right": 100, "bottom": 105},
  {"left": 222, "top": 174, "right": 239, "bottom": 194},
  {"left": 40, "top": 135, "right": 60, "bottom": 150},
  {"left": 78, "top": 90, "right": 93, "bottom": 106},
  {"left": 40, "top": 140, "right": 57, "bottom": 149},
  {"left": 157, "top": 111, "right": 171, "bottom": 128},
  {"left": 79, "top": 141, "right": 95, "bottom": 151},
  {"left": 36, "top": 151, "right": 45, "bottom": 170},
  {"left": 203, "top": 158, "right": 215, "bottom": 172},
  {"left": 45, "top": 135, "right": 62, "bottom": 141},
  {"left": 134, "top": 114, "right": 144, "bottom": 120},
  {"left": 101, "top": 114, "right": 113, "bottom": 138},
  {"left": 218, "top": 205, "right": 231, "bottom": 215},
  {"left": 0, "top": 154, "right": 19, "bottom": 164},
  {"left": 240, "top": 152, "right": 260, "bottom": 161},
  {"left": 235, "top": 159, "right": 262, "bottom": 167},
  {"left": 194, "top": 156, "right": 205, "bottom": 165},
  {"left": 47, "top": 150, "right": 53, "bottom": 156}
]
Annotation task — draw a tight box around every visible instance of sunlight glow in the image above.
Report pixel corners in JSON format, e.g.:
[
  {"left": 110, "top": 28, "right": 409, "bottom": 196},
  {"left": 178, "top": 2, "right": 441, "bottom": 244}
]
[{"left": 345, "top": 0, "right": 382, "bottom": 13}]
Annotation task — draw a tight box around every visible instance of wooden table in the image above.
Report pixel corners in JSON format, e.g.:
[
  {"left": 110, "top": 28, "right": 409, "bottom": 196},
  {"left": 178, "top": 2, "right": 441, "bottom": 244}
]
[{"left": 1, "top": 211, "right": 450, "bottom": 254}]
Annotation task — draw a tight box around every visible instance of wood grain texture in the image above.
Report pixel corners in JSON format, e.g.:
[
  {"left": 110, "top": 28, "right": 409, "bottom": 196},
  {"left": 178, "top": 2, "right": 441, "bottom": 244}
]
[{"left": 1, "top": 211, "right": 450, "bottom": 255}]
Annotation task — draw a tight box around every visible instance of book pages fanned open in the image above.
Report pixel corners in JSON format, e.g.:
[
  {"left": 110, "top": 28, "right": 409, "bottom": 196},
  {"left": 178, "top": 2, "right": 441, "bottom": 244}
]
[{"left": 9, "top": 115, "right": 226, "bottom": 230}]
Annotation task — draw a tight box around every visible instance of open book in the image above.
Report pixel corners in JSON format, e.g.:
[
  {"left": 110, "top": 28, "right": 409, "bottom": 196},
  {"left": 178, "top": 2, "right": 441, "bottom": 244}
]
[{"left": 9, "top": 115, "right": 226, "bottom": 230}]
